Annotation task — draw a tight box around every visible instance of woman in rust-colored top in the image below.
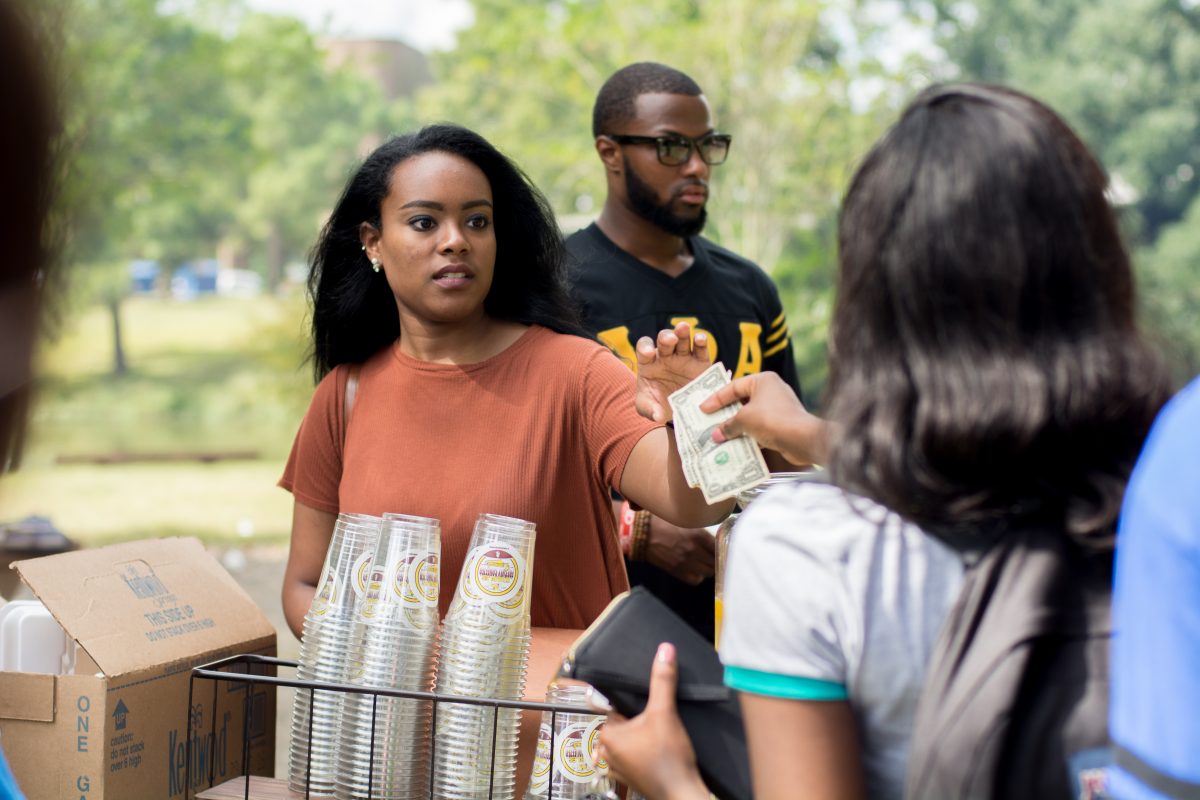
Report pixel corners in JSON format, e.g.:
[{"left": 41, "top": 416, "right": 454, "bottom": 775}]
[{"left": 280, "top": 125, "right": 731, "bottom": 637}]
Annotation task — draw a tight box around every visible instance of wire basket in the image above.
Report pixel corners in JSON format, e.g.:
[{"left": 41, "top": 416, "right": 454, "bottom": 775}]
[{"left": 185, "top": 653, "right": 608, "bottom": 800}]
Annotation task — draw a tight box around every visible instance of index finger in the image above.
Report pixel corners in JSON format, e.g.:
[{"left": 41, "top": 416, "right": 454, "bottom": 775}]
[
  {"left": 698, "top": 379, "right": 751, "bottom": 413},
  {"left": 636, "top": 336, "right": 658, "bottom": 366}
]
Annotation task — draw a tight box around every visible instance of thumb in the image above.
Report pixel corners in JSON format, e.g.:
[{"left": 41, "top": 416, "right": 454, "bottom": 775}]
[
  {"left": 646, "top": 642, "right": 680, "bottom": 714},
  {"left": 699, "top": 376, "right": 752, "bottom": 414},
  {"left": 712, "top": 409, "right": 747, "bottom": 445}
]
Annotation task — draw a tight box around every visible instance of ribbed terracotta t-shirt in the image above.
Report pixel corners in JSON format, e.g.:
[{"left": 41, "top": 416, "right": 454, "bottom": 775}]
[{"left": 280, "top": 325, "right": 658, "bottom": 628}]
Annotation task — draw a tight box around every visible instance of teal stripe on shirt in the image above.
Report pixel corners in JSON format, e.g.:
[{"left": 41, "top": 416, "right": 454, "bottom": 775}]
[{"left": 725, "top": 665, "right": 848, "bottom": 701}]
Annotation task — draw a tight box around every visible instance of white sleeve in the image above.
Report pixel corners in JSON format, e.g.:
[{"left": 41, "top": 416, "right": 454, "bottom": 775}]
[{"left": 719, "top": 483, "right": 862, "bottom": 686}]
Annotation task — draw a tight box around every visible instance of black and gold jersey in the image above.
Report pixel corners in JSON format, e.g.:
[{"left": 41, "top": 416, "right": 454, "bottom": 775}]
[{"left": 566, "top": 222, "right": 801, "bottom": 396}]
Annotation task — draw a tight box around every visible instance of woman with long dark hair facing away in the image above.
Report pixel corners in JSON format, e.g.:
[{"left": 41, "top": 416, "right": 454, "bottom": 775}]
[
  {"left": 1, "top": 3, "right": 58, "bottom": 797},
  {"left": 596, "top": 84, "right": 1170, "bottom": 799},
  {"left": 279, "top": 125, "right": 727, "bottom": 637}
]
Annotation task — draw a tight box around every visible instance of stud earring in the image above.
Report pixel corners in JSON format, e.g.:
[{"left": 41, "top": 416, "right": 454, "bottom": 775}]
[{"left": 370, "top": 258, "right": 382, "bottom": 273}]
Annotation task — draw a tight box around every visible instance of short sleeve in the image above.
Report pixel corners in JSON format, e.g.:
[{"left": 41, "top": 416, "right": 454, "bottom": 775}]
[
  {"left": 278, "top": 366, "right": 348, "bottom": 514},
  {"left": 576, "top": 344, "right": 658, "bottom": 491},
  {"left": 759, "top": 278, "right": 802, "bottom": 397},
  {"left": 720, "top": 483, "right": 858, "bottom": 699}
]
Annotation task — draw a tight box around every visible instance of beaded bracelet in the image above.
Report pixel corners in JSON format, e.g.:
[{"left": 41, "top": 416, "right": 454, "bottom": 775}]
[{"left": 630, "top": 509, "right": 652, "bottom": 562}]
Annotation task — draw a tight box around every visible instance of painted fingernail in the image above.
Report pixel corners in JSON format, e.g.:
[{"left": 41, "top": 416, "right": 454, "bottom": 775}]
[
  {"left": 656, "top": 642, "right": 675, "bottom": 663},
  {"left": 586, "top": 687, "right": 613, "bottom": 713}
]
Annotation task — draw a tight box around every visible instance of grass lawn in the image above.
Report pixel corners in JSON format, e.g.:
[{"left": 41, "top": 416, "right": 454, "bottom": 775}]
[
  {"left": 0, "top": 460, "right": 294, "bottom": 546},
  {"left": 1, "top": 293, "right": 312, "bottom": 547}
]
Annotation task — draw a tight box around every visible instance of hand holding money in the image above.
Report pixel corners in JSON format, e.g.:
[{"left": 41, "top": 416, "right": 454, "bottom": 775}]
[
  {"left": 634, "top": 322, "right": 712, "bottom": 423},
  {"left": 668, "top": 362, "right": 770, "bottom": 504},
  {"left": 699, "top": 372, "right": 830, "bottom": 467}
]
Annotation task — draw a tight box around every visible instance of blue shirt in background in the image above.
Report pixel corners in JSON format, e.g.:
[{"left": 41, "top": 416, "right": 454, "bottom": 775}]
[
  {"left": 1111, "top": 376, "right": 1200, "bottom": 799},
  {"left": 0, "top": 744, "right": 25, "bottom": 800}
]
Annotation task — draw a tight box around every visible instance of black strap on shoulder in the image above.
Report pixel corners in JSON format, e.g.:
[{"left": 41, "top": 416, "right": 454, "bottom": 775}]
[{"left": 1115, "top": 743, "right": 1200, "bottom": 799}]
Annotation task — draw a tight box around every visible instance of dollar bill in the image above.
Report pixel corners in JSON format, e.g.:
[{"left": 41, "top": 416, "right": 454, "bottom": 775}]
[
  {"left": 668, "top": 363, "right": 733, "bottom": 489},
  {"left": 668, "top": 362, "right": 769, "bottom": 504}
]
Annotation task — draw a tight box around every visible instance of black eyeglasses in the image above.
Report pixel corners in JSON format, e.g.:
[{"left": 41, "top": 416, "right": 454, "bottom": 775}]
[{"left": 607, "top": 133, "right": 732, "bottom": 166}]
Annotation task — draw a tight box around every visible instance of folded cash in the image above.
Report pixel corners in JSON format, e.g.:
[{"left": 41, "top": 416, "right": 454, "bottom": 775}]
[{"left": 667, "top": 362, "right": 769, "bottom": 504}]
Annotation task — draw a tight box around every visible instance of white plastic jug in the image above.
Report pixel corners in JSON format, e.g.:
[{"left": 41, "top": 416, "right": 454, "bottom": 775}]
[{"left": 0, "top": 599, "right": 74, "bottom": 674}]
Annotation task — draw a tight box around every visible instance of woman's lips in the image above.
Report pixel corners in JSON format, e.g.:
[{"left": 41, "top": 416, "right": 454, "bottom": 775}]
[{"left": 433, "top": 265, "right": 474, "bottom": 288}]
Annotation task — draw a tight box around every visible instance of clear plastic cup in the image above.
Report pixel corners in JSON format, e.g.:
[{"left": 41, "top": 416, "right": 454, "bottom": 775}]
[
  {"left": 289, "top": 513, "right": 383, "bottom": 797},
  {"left": 524, "top": 683, "right": 613, "bottom": 799},
  {"left": 334, "top": 513, "right": 440, "bottom": 800},
  {"left": 432, "top": 513, "right": 536, "bottom": 800}
]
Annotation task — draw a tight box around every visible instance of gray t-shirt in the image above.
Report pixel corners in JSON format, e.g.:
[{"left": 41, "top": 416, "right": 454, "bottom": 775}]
[{"left": 719, "top": 481, "right": 964, "bottom": 799}]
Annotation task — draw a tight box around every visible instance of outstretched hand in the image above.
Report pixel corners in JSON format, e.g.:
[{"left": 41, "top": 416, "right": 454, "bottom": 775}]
[
  {"left": 635, "top": 322, "right": 712, "bottom": 424},
  {"left": 593, "top": 643, "right": 709, "bottom": 800},
  {"left": 699, "top": 371, "right": 830, "bottom": 467}
]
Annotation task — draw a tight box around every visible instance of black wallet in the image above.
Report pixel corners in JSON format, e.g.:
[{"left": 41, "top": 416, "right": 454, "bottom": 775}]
[{"left": 559, "top": 587, "right": 753, "bottom": 800}]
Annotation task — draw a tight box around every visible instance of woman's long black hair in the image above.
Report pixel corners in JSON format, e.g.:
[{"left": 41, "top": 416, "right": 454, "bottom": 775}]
[
  {"left": 307, "top": 124, "right": 586, "bottom": 380},
  {"left": 827, "top": 84, "right": 1170, "bottom": 546}
]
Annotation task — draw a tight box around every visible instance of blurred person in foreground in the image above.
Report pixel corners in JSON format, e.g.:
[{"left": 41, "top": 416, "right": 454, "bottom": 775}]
[
  {"left": 567, "top": 62, "right": 806, "bottom": 641},
  {"left": 595, "top": 83, "right": 1170, "bottom": 799},
  {"left": 279, "top": 124, "right": 732, "bottom": 639},
  {"left": 0, "top": 1, "right": 58, "bottom": 797},
  {"left": 1110, "top": 375, "right": 1200, "bottom": 798}
]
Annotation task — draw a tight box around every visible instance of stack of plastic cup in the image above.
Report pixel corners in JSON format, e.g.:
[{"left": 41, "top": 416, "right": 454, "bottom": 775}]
[
  {"left": 524, "top": 683, "right": 615, "bottom": 800},
  {"left": 432, "top": 513, "right": 537, "bottom": 800},
  {"left": 289, "top": 513, "right": 383, "bottom": 797},
  {"left": 334, "top": 513, "right": 441, "bottom": 800}
]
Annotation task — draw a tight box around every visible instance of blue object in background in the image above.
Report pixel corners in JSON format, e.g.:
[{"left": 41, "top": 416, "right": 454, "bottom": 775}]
[
  {"left": 128, "top": 259, "right": 159, "bottom": 294},
  {"left": 0, "top": 743, "right": 26, "bottom": 800},
  {"left": 1110, "top": 377, "right": 1200, "bottom": 799},
  {"left": 170, "top": 258, "right": 219, "bottom": 300}
]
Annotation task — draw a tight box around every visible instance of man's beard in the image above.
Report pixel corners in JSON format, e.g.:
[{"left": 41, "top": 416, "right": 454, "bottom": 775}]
[{"left": 624, "top": 158, "right": 707, "bottom": 237}]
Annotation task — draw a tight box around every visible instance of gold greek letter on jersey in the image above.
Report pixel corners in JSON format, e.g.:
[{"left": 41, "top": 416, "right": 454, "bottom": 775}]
[
  {"left": 733, "top": 322, "right": 764, "bottom": 378},
  {"left": 597, "top": 326, "right": 638, "bottom": 372}
]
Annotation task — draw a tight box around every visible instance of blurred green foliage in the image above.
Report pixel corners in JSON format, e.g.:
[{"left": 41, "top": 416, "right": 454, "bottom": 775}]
[
  {"left": 4, "top": 295, "right": 307, "bottom": 545},
  {"left": 52, "top": 0, "right": 400, "bottom": 276},
  {"left": 37, "top": 0, "right": 403, "bottom": 377},
  {"left": 920, "top": 0, "right": 1200, "bottom": 380},
  {"left": 32, "top": 294, "right": 311, "bottom": 459}
]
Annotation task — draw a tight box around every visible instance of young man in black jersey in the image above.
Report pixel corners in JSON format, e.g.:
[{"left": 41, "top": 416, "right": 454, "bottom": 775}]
[{"left": 566, "top": 62, "right": 803, "bottom": 641}]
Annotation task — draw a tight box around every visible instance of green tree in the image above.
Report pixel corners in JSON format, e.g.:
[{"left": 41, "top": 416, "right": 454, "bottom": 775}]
[
  {"left": 52, "top": 0, "right": 248, "bottom": 375},
  {"left": 45, "top": 0, "right": 398, "bottom": 374},
  {"left": 221, "top": 13, "right": 403, "bottom": 288},
  {"left": 921, "top": 0, "right": 1200, "bottom": 376},
  {"left": 1141, "top": 198, "right": 1200, "bottom": 381}
]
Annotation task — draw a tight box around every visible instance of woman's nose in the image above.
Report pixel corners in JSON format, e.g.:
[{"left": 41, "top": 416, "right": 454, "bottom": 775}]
[{"left": 440, "top": 223, "right": 469, "bottom": 253}]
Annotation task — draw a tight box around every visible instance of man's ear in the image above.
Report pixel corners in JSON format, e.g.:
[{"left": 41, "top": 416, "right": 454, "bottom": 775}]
[
  {"left": 359, "top": 222, "right": 381, "bottom": 260},
  {"left": 595, "top": 136, "right": 622, "bottom": 174}
]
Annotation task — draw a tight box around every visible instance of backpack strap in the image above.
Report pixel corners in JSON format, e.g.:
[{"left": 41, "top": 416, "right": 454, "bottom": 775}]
[
  {"left": 904, "top": 527, "right": 1111, "bottom": 799},
  {"left": 341, "top": 364, "right": 361, "bottom": 447},
  {"left": 1114, "top": 744, "right": 1200, "bottom": 800}
]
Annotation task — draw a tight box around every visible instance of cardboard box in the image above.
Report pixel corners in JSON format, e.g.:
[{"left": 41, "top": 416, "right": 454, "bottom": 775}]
[{"left": 0, "top": 537, "right": 277, "bottom": 799}]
